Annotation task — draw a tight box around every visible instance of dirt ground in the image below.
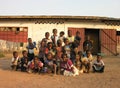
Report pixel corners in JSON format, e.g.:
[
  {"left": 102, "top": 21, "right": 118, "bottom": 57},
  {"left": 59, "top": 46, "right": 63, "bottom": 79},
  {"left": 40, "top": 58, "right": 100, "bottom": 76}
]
[{"left": 0, "top": 53, "right": 120, "bottom": 88}]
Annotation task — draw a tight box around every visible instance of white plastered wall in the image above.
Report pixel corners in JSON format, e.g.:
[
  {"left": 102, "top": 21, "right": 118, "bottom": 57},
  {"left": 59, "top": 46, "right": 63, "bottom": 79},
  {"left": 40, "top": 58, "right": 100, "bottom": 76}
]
[{"left": 0, "top": 19, "right": 120, "bottom": 51}]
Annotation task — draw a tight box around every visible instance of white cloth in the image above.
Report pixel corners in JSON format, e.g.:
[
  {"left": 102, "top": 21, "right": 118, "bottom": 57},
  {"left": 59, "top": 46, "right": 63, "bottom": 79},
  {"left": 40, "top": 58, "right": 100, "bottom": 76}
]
[
  {"left": 11, "top": 56, "right": 19, "bottom": 65},
  {"left": 28, "top": 49, "right": 34, "bottom": 54},
  {"left": 63, "top": 66, "right": 79, "bottom": 76},
  {"left": 93, "top": 60, "right": 104, "bottom": 70}
]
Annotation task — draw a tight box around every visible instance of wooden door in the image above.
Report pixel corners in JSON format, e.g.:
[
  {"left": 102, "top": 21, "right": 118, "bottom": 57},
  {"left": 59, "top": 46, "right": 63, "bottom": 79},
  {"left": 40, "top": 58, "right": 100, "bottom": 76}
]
[
  {"left": 100, "top": 29, "right": 117, "bottom": 55},
  {"left": 68, "top": 27, "right": 85, "bottom": 51}
]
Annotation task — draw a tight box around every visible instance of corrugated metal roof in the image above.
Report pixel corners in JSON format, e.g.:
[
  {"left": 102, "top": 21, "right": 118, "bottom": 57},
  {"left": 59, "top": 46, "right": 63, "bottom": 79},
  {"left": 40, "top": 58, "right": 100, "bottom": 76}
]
[{"left": 0, "top": 15, "right": 120, "bottom": 21}]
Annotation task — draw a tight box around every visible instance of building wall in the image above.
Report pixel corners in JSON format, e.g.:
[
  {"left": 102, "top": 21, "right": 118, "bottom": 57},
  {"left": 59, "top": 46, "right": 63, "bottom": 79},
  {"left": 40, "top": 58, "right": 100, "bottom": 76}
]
[{"left": 0, "top": 19, "right": 119, "bottom": 53}]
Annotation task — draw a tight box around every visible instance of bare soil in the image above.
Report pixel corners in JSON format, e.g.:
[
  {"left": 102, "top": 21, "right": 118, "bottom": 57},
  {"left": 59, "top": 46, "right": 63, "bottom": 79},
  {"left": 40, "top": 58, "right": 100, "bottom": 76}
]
[{"left": 0, "top": 54, "right": 120, "bottom": 88}]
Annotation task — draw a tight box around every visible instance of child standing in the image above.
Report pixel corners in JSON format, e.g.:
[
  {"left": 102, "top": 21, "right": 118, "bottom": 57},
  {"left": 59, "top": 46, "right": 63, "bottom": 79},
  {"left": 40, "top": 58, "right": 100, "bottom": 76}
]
[
  {"left": 62, "top": 38, "right": 71, "bottom": 58},
  {"left": 42, "top": 32, "right": 52, "bottom": 46},
  {"left": 11, "top": 51, "right": 20, "bottom": 71},
  {"left": 92, "top": 55, "right": 105, "bottom": 73},
  {"left": 58, "top": 31, "right": 65, "bottom": 46},
  {"left": 38, "top": 40, "right": 46, "bottom": 63},
  {"left": 70, "top": 47, "right": 81, "bottom": 65},
  {"left": 74, "top": 54, "right": 81, "bottom": 70},
  {"left": 51, "top": 29, "right": 59, "bottom": 47},
  {"left": 83, "top": 36, "right": 93, "bottom": 52},
  {"left": 26, "top": 38, "right": 36, "bottom": 61},
  {"left": 81, "top": 50, "right": 93, "bottom": 73},
  {"left": 74, "top": 31, "right": 81, "bottom": 47},
  {"left": 67, "top": 30, "right": 74, "bottom": 44},
  {"left": 55, "top": 39, "right": 63, "bottom": 74}
]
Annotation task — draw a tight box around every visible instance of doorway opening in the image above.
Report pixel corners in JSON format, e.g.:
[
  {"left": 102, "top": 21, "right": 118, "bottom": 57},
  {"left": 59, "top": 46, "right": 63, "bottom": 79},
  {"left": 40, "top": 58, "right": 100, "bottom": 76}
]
[{"left": 85, "top": 29, "right": 100, "bottom": 55}]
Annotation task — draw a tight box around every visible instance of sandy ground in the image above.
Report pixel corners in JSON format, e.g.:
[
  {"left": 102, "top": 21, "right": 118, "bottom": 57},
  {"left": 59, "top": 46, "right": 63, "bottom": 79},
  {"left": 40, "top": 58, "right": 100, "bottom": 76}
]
[{"left": 0, "top": 54, "right": 120, "bottom": 88}]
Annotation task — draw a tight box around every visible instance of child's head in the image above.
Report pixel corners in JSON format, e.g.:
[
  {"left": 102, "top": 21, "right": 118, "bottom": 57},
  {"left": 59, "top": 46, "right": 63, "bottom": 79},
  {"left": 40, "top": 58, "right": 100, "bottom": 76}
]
[
  {"left": 28, "top": 38, "right": 32, "bottom": 43},
  {"left": 86, "top": 50, "right": 91, "bottom": 58},
  {"left": 41, "top": 40, "right": 46, "bottom": 47},
  {"left": 22, "top": 50, "right": 28, "bottom": 57},
  {"left": 74, "top": 47, "right": 79, "bottom": 53},
  {"left": 62, "top": 53, "right": 68, "bottom": 62},
  {"left": 60, "top": 31, "right": 65, "bottom": 37},
  {"left": 47, "top": 52, "right": 53, "bottom": 60},
  {"left": 64, "top": 38, "right": 69, "bottom": 45},
  {"left": 97, "top": 55, "right": 102, "bottom": 62},
  {"left": 34, "top": 56, "right": 39, "bottom": 63},
  {"left": 45, "top": 32, "right": 50, "bottom": 39},
  {"left": 53, "top": 29, "right": 57, "bottom": 35},
  {"left": 68, "top": 30, "right": 72, "bottom": 37},
  {"left": 76, "top": 31, "right": 80, "bottom": 36},
  {"left": 76, "top": 55, "right": 80, "bottom": 61},
  {"left": 47, "top": 42, "right": 53, "bottom": 49},
  {"left": 57, "top": 39, "right": 62, "bottom": 46},
  {"left": 13, "top": 51, "right": 18, "bottom": 58}
]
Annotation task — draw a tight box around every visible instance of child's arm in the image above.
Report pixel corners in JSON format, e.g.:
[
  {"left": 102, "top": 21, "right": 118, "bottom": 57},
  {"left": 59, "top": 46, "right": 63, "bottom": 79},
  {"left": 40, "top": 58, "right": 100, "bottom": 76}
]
[{"left": 11, "top": 58, "right": 17, "bottom": 64}]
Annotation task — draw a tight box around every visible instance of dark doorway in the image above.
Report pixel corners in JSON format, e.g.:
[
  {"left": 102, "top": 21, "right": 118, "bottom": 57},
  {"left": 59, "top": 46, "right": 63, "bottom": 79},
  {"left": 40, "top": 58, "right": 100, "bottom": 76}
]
[{"left": 85, "top": 29, "right": 100, "bottom": 55}]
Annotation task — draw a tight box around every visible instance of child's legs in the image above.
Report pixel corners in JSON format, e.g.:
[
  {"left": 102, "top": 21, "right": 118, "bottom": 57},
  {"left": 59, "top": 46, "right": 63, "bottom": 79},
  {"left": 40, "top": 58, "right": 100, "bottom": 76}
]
[
  {"left": 87, "top": 63, "right": 91, "bottom": 72},
  {"left": 21, "top": 66, "right": 27, "bottom": 72},
  {"left": 28, "top": 66, "right": 34, "bottom": 73},
  {"left": 53, "top": 64, "right": 57, "bottom": 74},
  {"left": 99, "top": 66, "right": 105, "bottom": 72},
  {"left": 35, "top": 67, "right": 42, "bottom": 73},
  {"left": 11, "top": 65, "right": 17, "bottom": 71},
  {"left": 71, "top": 59, "right": 75, "bottom": 65},
  {"left": 56, "top": 61, "right": 61, "bottom": 74},
  {"left": 92, "top": 65, "right": 97, "bottom": 72}
]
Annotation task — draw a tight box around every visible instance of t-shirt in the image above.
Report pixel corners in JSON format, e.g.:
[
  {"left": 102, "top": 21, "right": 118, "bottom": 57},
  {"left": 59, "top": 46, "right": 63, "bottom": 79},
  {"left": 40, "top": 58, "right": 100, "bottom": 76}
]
[
  {"left": 93, "top": 60, "right": 105, "bottom": 70},
  {"left": 44, "top": 59, "right": 55, "bottom": 66},
  {"left": 29, "top": 60, "right": 43, "bottom": 69},
  {"left": 42, "top": 38, "right": 52, "bottom": 46},
  {"left": 61, "top": 59, "right": 73, "bottom": 72},
  {"left": 67, "top": 36, "right": 74, "bottom": 43},
  {"left": 11, "top": 56, "right": 20, "bottom": 65},
  {"left": 93, "top": 60, "right": 105, "bottom": 66},
  {"left": 83, "top": 40, "right": 93, "bottom": 50},
  {"left": 56, "top": 46, "right": 62, "bottom": 59},
  {"left": 21, "top": 57, "right": 28, "bottom": 66},
  {"left": 51, "top": 35, "right": 59, "bottom": 46},
  {"left": 63, "top": 45, "right": 71, "bottom": 58},
  {"left": 27, "top": 42, "right": 36, "bottom": 54}
]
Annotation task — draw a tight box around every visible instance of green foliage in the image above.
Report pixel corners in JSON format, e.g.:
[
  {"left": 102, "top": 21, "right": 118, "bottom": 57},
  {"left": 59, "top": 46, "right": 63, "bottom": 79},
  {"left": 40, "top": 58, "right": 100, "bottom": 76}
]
[{"left": 0, "top": 53, "right": 5, "bottom": 58}]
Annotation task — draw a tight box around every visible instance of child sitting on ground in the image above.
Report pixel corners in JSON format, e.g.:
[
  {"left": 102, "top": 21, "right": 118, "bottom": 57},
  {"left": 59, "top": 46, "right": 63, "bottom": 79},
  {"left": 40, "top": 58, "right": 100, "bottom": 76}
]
[
  {"left": 81, "top": 50, "right": 93, "bottom": 73},
  {"left": 28, "top": 56, "right": 43, "bottom": 73},
  {"left": 44, "top": 52, "right": 57, "bottom": 74},
  {"left": 21, "top": 50, "right": 29, "bottom": 72},
  {"left": 92, "top": 54, "right": 105, "bottom": 73},
  {"left": 11, "top": 51, "right": 21, "bottom": 71},
  {"left": 60, "top": 53, "right": 79, "bottom": 76}
]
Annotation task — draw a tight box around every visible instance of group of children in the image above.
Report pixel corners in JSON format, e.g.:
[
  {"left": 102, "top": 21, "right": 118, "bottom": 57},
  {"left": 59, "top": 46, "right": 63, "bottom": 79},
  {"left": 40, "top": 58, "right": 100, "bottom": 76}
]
[{"left": 11, "top": 29, "right": 105, "bottom": 76}]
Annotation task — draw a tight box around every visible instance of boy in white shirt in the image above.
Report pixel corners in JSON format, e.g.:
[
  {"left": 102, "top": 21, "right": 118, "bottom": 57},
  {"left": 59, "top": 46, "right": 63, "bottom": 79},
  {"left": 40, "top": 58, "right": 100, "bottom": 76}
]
[
  {"left": 11, "top": 51, "right": 20, "bottom": 71},
  {"left": 92, "top": 54, "right": 105, "bottom": 73}
]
